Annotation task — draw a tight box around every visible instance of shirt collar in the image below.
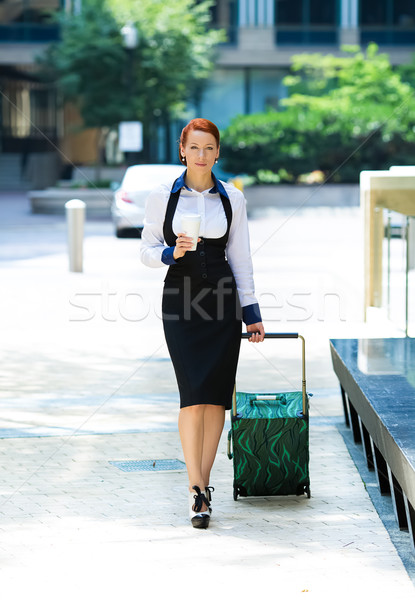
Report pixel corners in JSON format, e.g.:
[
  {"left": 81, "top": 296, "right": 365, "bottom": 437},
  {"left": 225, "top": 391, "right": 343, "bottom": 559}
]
[
  {"left": 209, "top": 171, "right": 230, "bottom": 199},
  {"left": 171, "top": 169, "right": 229, "bottom": 200},
  {"left": 172, "top": 169, "right": 192, "bottom": 193}
]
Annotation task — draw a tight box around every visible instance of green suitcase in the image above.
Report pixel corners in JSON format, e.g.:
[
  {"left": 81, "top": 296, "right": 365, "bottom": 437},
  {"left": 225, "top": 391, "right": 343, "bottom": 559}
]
[{"left": 227, "top": 333, "right": 311, "bottom": 500}]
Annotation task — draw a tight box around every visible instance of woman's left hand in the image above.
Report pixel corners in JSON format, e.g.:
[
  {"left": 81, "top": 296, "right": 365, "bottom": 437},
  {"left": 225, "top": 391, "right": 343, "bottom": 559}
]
[{"left": 246, "top": 322, "right": 265, "bottom": 343}]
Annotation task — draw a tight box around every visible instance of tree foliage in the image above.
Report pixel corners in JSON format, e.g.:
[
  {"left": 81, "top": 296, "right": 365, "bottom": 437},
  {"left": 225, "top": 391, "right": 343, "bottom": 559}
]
[
  {"left": 105, "top": 0, "right": 225, "bottom": 121},
  {"left": 37, "top": 0, "right": 225, "bottom": 159},
  {"left": 221, "top": 44, "right": 415, "bottom": 183},
  {"left": 38, "top": 0, "right": 134, "bottom": 129}
]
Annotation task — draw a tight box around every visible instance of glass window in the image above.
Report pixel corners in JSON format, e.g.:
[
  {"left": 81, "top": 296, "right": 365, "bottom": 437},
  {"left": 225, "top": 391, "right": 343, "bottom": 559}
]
[
  {"left": 277, "top": 0, "right": 303, "bottom": 25},
  {"left": 276, "top": 0, "right": 338, "bottom": 43},
  {"left": 360, "top": 0, "right": 388, "bottom": 25},
  {"left": 394, "top": 0, "right": 415, "bottom": 26},
  {"left": 360, "top": 0, "right": 415, "bottom": 43},
  {"left": 277, "top": 0, "right": 337, "bottom": 26},
  {"left": 310, "top": 0, "right": 336, "bottom": 24},
  {"left": 250, "top": 68, "right": 288, "bottom": 113},
  {"left": 199, "top": 69, "right": 245, "bottom": 130}
]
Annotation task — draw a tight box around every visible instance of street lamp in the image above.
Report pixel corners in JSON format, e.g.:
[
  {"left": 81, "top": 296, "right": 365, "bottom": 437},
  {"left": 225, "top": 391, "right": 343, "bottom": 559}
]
[
  {"left": 121, "top": 22, "right": 139, "bottom": 50},
  {"left": 121, "top": 22, "right": 139, "bottom": 95},
  {"left": 120, "top": 23, "right": 140, "bottom": 165}
]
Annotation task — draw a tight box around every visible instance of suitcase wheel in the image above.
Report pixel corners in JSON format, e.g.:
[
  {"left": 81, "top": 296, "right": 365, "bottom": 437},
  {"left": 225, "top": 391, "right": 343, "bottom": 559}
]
[{"left": 296, "top": 483, "right": 311, "bottom": 498}]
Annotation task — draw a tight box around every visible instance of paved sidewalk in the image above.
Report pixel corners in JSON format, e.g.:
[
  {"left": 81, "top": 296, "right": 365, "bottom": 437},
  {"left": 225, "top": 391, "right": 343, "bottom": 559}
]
[
  {"left": 0, "top": 424, "right": 414, "bottom": 598},
  {"left": 0, "top": 196, "right": 414, "bottom": 598}
]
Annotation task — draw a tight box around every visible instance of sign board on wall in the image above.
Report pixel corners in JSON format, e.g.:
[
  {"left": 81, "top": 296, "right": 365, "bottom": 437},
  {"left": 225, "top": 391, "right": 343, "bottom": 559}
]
[{"left": 119, "top": 122, "right": 143, "bottom": 152}]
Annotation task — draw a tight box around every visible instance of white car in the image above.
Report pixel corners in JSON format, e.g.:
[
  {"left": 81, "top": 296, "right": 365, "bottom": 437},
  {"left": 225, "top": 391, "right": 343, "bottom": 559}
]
[{"left": 111, "top": 163, "right": 185, "bottom": 238}]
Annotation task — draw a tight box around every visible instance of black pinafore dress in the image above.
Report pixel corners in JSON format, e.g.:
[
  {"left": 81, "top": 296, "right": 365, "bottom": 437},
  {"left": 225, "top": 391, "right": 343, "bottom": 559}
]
[{"left": 162, "top": 181, "right": 242, "bottom": 410}]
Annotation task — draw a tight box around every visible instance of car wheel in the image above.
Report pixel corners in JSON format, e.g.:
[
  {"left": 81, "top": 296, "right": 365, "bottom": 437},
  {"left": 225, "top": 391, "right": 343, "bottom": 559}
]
[
  {"left": 115, "top": 227, "right": 142, "bottom": 239},
  {"left": 115, "top": 227, "right": 127, "bottom": 238},
  {"left": 124, "top": 227, "right": 142, "bottom": 238}
]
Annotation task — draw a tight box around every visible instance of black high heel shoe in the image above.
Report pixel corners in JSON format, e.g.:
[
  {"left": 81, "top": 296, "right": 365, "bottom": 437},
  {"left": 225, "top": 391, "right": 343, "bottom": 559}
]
[
  {"left": 204, "top": 486, "right": 214, "bottom": 515},
  {"left": 189, "top": 486, "right": 210, "bottom": 529}
]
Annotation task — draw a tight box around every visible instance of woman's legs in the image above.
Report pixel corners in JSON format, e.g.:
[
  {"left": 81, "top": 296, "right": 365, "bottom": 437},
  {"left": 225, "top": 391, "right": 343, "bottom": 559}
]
[
  {"left": 178, "top": 404, "right": 226, "bottom": 504},
  {"left": 178, "top": 405, "right": 205, "bottom": 492},
  {"left": 201, "top": 405, "right": 225, "bottom": 487}
]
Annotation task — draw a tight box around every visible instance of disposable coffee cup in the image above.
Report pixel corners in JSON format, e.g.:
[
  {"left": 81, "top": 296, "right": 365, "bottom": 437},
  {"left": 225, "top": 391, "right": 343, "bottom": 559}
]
[{"left": 181, "top": 213, "right": 201, "bottom": 251}]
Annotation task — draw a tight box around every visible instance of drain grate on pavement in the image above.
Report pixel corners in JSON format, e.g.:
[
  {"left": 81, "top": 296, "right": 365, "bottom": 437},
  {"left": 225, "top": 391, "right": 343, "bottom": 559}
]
[{"left": 109, "top": 459, "right": 186, "bottom": 473}]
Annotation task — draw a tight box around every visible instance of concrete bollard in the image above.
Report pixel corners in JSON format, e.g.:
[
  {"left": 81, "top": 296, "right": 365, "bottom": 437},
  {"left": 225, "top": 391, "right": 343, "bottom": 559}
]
[{"left": 65, "top": 199, "right": 86, "bottom": 272}]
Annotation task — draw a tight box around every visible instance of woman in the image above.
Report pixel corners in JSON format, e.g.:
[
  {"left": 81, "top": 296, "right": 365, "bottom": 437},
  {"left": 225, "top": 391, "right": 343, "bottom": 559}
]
[{"left": 140, "top": 118, "right": 265, "bottom": 529}]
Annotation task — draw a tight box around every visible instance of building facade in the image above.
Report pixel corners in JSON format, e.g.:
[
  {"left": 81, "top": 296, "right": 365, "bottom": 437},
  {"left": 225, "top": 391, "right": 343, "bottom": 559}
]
[
  {"left": 0, "top": 0, "right": 414, "bottom": 186},
  {"left": 0, "top": 0, "right": 95, "bottom": 188},
  {"left": 199, "top": 0, "right": 415, "bottom": 129}
]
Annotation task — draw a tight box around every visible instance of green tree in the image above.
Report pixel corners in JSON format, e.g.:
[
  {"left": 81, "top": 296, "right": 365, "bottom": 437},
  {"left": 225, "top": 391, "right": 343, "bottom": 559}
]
[
  {"left": 221, "top": 44, "right": 415, "bottom": 183},
  {"left": 38, "top": 0, "right": 224, "bottom": 170},
  {"left": 38, "top": 0, "right": 129, "bottom": 176}
]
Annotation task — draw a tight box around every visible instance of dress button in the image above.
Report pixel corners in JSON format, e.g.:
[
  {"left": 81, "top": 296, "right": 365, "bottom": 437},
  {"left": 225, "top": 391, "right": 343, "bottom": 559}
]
[
  {"left": 200, "top": 251, "right": 205, "bottom": 256},
  {"left": 199, "top": 239, "right": 204, "bottom": 245},
  {"left": 201, "top": 263, "right": 206, "bottom": 268},
  {"left": 202, "top": 273, "right": 208, "bottom": 279}
]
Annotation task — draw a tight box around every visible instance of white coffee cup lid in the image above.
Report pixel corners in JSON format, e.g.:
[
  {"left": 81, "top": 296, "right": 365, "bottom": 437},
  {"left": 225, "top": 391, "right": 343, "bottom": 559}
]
[{"left": 182, "top": 213, "right": 201, "bottom": 220}]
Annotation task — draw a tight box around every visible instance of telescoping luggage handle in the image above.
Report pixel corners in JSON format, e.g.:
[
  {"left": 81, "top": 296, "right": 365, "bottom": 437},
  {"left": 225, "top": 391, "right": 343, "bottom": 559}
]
[{"left": 233, "top": 333, "right": 307, "bottom": 417}]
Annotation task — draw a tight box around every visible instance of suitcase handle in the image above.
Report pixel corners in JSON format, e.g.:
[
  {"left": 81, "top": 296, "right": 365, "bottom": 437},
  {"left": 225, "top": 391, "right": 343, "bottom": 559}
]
[
  {"left": 241, "top": 333, "right": 299, "bottom": 339},
  {"left": 234, "top": 333, "right": 307, "bottom": 417},
  {"left": 227, "top": 429, "right": 233, "bottom": 460},
  {"left": 250, "top": 394, "right": 281, "bottom": 402}
]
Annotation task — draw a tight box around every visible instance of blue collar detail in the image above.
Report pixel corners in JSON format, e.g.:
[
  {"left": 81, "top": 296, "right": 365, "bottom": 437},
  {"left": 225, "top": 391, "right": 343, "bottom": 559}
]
[
  {"left": 210, "top": 171, "right": 230, "bottom": 199},
  {"left": 171, "top": 169, "right": 229, "bottom": 200},
  {"left": 171, "top": 169, "right": 192, "bottom": 193}
]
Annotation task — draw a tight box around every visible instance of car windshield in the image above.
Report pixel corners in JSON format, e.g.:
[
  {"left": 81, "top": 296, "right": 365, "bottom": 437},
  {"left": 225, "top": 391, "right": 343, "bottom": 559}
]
[{"left": 122, "top": 166, "right": 184, "bottom": 191}]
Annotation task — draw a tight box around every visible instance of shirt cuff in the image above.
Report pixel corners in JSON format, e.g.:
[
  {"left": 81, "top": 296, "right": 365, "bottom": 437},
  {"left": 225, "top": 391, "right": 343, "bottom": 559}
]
[
  {"left": 161, "top": 247, "right": 177, "bottom": 265},
  {"left": 242, "top": 303, "right": 262, "bottom": 326}
]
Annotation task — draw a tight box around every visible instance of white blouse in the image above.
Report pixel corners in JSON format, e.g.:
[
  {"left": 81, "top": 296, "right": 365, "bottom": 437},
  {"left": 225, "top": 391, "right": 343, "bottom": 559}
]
[{"left": 140, "top": 171, "right": 261, "bottom": 323}]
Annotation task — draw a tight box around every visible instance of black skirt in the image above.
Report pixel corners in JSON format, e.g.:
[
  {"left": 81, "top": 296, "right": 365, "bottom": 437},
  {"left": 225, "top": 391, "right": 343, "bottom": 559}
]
[{"left": 162, "top": 276, "right": 242, "bottom": 410}]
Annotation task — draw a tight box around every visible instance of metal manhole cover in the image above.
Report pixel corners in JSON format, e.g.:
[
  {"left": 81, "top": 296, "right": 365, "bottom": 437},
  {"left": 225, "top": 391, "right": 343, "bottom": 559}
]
[{"left": 109, "top": 459, "right": 186, "bottom": 472}]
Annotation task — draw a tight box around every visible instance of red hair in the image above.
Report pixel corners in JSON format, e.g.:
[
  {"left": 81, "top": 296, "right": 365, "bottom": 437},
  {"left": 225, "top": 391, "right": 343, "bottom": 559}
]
[{"left": 179, "top": 118, "right": 220, "bottom": 165}]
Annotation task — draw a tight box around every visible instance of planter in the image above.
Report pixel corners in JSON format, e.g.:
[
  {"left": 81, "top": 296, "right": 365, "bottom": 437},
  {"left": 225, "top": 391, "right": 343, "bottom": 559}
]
[
  {"left": 243, "top": 184, "right": 360, "bottom": 208},
  {"left": 29, "top": 187, "right": 113, "bottom": 217}
]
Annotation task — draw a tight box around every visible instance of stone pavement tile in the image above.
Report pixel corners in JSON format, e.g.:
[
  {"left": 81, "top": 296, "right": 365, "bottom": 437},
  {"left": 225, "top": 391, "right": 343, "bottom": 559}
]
[{"left": 0, "top": 424, "right": 414, "bottom": 599}]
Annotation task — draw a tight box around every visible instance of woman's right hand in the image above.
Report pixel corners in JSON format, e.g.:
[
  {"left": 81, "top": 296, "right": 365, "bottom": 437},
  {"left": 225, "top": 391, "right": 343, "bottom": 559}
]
[{"left": 173, "top": 233, "right": 200, "bottom": 260}]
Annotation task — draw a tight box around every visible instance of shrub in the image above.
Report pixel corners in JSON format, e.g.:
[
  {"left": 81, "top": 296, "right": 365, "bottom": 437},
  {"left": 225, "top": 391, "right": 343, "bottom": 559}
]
[{"left": 221, "top": 44, "right": 415, "bottom": 183}]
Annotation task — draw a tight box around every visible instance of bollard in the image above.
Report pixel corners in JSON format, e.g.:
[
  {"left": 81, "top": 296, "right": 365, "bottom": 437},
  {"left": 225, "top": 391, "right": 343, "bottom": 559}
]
[{"left": 65, "top": 199, "right": 86, "bottom": 272}]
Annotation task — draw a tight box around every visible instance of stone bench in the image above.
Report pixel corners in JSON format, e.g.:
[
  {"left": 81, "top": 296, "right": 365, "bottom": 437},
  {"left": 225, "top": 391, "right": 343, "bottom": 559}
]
[{"left": 330, "top": 337, "right": 415, "bottom": 554}]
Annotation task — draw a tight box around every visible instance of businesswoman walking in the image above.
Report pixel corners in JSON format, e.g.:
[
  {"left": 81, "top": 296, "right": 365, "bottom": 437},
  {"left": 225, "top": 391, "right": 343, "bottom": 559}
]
[{"left": 140, "top": 118, "right": 264, "bottom": 528}]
